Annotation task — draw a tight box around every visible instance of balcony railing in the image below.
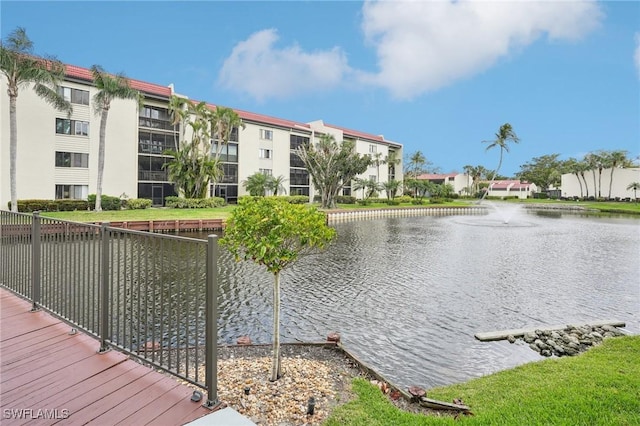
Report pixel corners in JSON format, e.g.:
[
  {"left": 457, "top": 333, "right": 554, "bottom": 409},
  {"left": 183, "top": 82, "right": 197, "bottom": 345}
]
[{"left": 0, "top": 211, "right": 221, "bottom": 408}]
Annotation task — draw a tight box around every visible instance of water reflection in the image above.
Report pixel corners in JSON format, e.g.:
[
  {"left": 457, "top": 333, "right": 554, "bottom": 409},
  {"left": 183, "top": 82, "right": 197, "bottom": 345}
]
[{"left": 192, "top": 210, "right": 640, "bottom": 389}]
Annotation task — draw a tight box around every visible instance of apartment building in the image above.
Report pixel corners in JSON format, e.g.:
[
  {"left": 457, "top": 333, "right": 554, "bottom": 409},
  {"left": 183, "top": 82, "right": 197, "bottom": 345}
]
[{"left": 1, "top": 63, "right": 403, "bottom": 207}]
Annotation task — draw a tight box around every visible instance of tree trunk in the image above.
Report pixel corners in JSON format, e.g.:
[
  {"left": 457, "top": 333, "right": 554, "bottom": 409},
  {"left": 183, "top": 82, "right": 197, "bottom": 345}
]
[
  {"left": 597, "top": 169, "right": 603, "bottom": 199},
  {"left": 270, "top": 272, "right": 281, "bottom": 381},
  {"left": 575, "top": 173, "right": 583, "bottom": 198},
  {"left": 9, "top": 94, "right": 18, "bottom": 212},
  {"left": 96, "top": 106, "right": 110, "bottom": 212},
  {"left": 608, "top": 168, "right": 615, "bottom": 199},
  {"left": 581, "top": 173, "right": 589, "bottom": 198}
]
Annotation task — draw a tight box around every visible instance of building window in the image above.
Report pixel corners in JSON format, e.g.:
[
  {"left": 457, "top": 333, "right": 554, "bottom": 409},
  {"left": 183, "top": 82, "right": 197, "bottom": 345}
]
[
  {"left": 213, "top": 142, "right": 238, "bottom": 162},
  {"left": 259, "top": 168, "right": 272, "bottom": 176},
  {"left": 55, "top": 152, "right": 88, "bottom": 168},
  {"left": 369, "top": 144, "right": 377, "bottom": 153},
  {"left": 260, "top": 129, "right": 273, "bottom": 140},
  {"left": 139, "top": 132, "right": 175, "bottom": 154},
  {"left": 56, "top": 119, "right": 89, "bottom": 136},
  {"left": 55, "top": 185, "right": 88, "bottom": 200},
  {"left": 58, "top": 86, "right": 90, "bottom": 105},
  {"left": 290, "top": 169, "right": 309, "bottom": 186},
  {"left": 220, "top": 163, "right": 238, "bottom": 183},
  {"left": 139, "top": 106, "right": 173, "bottom": 130},
  {"left": 259, "top": 148, "right": 272, "bottom": 159},
  {"left": 290, "top": 134, "right": 309, "bottom": 150},
  {"left": 369, "top": 175, "right": 377, "bottom": 181}
]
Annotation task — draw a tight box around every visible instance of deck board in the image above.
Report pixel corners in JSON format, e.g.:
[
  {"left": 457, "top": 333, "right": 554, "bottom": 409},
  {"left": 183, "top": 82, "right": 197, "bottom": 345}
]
[{"left": 0, "top": 287, "right": 212, "bottom": 425}]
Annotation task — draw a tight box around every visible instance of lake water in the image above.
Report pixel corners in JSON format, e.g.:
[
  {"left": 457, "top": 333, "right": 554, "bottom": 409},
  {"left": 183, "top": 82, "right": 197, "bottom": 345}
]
[{"left": 209, "top": 207, "right": 640, "bottom": 389}]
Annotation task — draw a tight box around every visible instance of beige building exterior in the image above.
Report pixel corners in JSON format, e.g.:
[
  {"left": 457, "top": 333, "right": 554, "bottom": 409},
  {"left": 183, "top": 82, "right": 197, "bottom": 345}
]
[
  {"left": 1, "top": 63, "right": 403, "bottom": 207},
  {"left": 485, "top": 180, "right": 537, "bottom": 199},
  {"left": 560, "top": 168, "right": 640, "bottom": 200},
  {"left": 416, "top": 173, "right": 473, "bottom": 195}
]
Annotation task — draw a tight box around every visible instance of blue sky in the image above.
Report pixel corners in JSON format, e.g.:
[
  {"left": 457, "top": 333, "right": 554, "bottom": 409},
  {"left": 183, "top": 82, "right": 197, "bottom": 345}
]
[{"left": 2, "top": 0, "right": 639, "bottom": 177}]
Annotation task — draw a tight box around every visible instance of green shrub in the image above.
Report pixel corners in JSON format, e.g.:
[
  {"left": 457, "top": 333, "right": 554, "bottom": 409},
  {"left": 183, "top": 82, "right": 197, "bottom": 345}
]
[
  {"left": 125, "top": 198, "right": 152, "bottom": 210},
  {"left": 165, "top": 196, "right": 226, "bottom": 208},
  {"left": 11, "top": 199, "right": 57, "bottom": 212},
  {"left": 313, "top": 195, "right": 322, "bottom": 203},
  {"left": 281, "top": 195, "right": 309, "bottom": 204},
  {"left": 411, "top": 199, "right": 424, "bottom": 205},
  {"left": 88, "top": 194, "right": 122, "bottom": 211},
  {"left": 395, "top": 195, "right": 413, "bottom": 204},
  {"left": 336, "top": 195, "right": 356, "bottom": 204},
  {"left": 356, "top": 199, "right": 371, "bottom": 206},
  {"left": 386, "top": 199, "right": 400, "bottom": 206},
  {"left": 430, "top": 197, "right": 444, "bottom": 204},
  {"left": 56, "top": 199, "right": 89, "bottom": 211}
]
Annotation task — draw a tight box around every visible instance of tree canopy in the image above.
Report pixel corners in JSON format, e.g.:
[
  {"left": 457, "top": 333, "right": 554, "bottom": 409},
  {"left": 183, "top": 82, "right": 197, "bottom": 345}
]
[
  {"left": 296, "top": 134, "right": 371, "bottom": 209},
  {"left": 220, "top": 197, "right": 335, "bottom": 380}
]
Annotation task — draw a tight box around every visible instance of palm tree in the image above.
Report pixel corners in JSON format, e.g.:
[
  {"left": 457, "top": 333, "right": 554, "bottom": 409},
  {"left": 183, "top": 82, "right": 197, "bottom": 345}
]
[
  {"left": 584, "top": 152, "right": 600, "bottom": 199},
  {"left": 407, "top": 151, "right": 427, "bottom": 179},
  {"left": 243, "top": 172, "right": 269, "bottom": 196},
  {"left": 563, "top": 158, "right": 585, "bottom": 199},
  {"left": 1, "top": 27, "right": 72, "bottom": 212},
  {"left": 382, "top": 179, "right": 401, "bottom": 200},
  {"left": 168, "top": 94, "right": 188, "bottom": 150},
  {"left": 384, "top": 151, "right": 401, "bottom": 181},
  {"left": 482, "top": 123, "right": 520, "bottom": 180},
  {"left": 607, "top": 150, "right": 629, "bottom": 199},
  {"left": 211, "top": 106, "right": 244, "bottom": 160},
  {"left": 267, "top": 175, "right": 288, "bottom": 196},
  {"left": 372, "top": 152, "right": 384, "bottom": 182},
  {"left": 627, "top": 182, "right": 640, "bottom": 203},
  {"left": 91, "top": 65, "right": 143, "bottom": 212},
  {"left": 352, "top": 177, "right": 368, "bottom": 200}
]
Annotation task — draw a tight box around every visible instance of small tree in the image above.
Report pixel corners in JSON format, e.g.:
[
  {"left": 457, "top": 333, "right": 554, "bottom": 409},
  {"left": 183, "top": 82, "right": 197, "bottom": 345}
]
[
  {"left": 243, "top": 172, "right": 270, "bottom": 196},
  {"left": 220, "top": 197, "right": 336, "bottom": 381}
]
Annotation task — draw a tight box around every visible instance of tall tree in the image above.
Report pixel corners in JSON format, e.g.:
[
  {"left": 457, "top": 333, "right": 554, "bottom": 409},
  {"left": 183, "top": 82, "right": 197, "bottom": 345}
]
[
  {"left": 482, "top": 123, "right": 520, "bottom": 180},
  {"left": 1, "top": 27, "right": 72, "bottom": 212},
  {"left": 384, "top": 151, "right": 401, "bottom": 179},
  {"left": 406, "top": 151, "right": 427, "bottom": 179},
  {"left": 606, "top": 150, "right": 629, "bottom": 199},
  {"left": 515, "top": 154, "right": 562, "bottom": 191},
  {"left": 91, "top": 65, "right": 143, "bottom": 211},
  {"left": 167, "top": 94, "right": 188, "bottom": 151},
  {"left": 211, "top": 106, "right": 244, "bottom": 160},
  {"left": 220, "top": 197, "right": 335, "bottom": 381},
  {"left": 372, "top": 152, "right": 384, "bottom": 182},
  {"left": 164, "top": 101, "right": 221, "bottom": 198},
  {"left": 584, "top": 152, "right": 600, "bottom": 199},
  {"left": 296, "top": 134, "right": 371, "bottom": 209},
  {"left": 562, "top": 157, "right": 585, "bottom": 199}
]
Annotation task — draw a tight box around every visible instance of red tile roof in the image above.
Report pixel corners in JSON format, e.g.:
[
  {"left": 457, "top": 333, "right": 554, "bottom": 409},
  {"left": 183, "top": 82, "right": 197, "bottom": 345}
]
[
  {"left": 64, "top": 64, "right": 172, "bottom": 97},
  {"left": 489, "top": 180, "right": 533, "bottom": 189},
  {"left": 417, "top": 173, "right": 458, "bottom": 180},
  {"left": 325, "top": 123, "right": 384, "bottom": 142}
]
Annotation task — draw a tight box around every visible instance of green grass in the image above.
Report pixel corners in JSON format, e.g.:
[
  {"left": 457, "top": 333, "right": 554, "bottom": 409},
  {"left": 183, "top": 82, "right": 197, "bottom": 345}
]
[
  {"left": 40, "top": 198, "right": 640, "bottom": 223},
  {"left": 40, "top": 206, "right": 235, "bottom": 223},
  {"left": 325, "top": 336, "right": 640, "bottom": 426}
]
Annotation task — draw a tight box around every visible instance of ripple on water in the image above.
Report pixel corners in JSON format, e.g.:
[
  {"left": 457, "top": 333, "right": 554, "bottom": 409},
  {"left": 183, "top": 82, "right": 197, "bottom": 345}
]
[{"left": 203, "top": 212, "right": 640, "bottom": 389}]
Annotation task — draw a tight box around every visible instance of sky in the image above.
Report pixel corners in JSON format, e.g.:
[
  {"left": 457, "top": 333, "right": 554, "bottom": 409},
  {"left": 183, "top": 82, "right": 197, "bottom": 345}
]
[{"left": 2, "top": 0, "right": 639, "bottom": 177}]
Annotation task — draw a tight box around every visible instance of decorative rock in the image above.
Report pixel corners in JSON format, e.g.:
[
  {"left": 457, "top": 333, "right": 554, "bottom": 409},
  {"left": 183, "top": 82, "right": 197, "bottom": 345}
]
[
  {"left": 140, "top": 340, "right": 161, "bottom": 352},
  {"left": 327, "top": 332, "right": 341, "bottom": 343},
  {"left": 507, "top": 335, "right": 516, "bottom": 344},
  {"left": 408, "top": 386, "right": 426, "bottom": 401},
  {"left": 237, "top": 336, "right": 252, "bottom": 345}
]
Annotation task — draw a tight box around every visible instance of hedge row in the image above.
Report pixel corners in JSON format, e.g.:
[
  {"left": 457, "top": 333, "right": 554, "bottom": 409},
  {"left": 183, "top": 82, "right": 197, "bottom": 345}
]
[
  {"left": 8, "top": 199, "right": 89, "bottom": 212},
  {"left": 165, "top": 196, "right": 226, "bottom": 208},
  {"left": 238, "top": 195, "right": 310, "bottom": 205}
]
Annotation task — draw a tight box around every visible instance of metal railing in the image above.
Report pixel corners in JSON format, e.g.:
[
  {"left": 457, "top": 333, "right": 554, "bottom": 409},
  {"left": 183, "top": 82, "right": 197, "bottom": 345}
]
[{"left": 0, "top": 210, "right": 220, "bottom": 408}]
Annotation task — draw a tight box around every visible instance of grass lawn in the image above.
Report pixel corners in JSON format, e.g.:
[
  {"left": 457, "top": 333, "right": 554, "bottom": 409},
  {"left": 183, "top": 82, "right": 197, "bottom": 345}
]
[
  {"left": 38, "top": 198, "right": 639, "bottom": 223},
  {"left": 40, "top": 206, "right": 235, "bottom": 222},
  {"left": 325, "top": 335, "right": 640, "bottom": 425}
]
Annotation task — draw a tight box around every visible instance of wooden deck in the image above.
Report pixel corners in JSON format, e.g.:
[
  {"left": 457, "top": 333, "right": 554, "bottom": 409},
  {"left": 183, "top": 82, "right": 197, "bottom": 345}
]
[{"left": 0, "top": 288, "right": 213, "bottom": 425}]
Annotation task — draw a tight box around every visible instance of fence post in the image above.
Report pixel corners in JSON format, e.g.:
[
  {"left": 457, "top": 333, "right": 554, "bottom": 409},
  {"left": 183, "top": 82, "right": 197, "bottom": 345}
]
[
  {"left": 30, "top": 211, "right": 41, "bottom": 312},
  {"left": 98, "top": 222, "right": 111, "bottom": 353},
  {"left": 204, "top": 234, "right": 220, "bottom": 409}
]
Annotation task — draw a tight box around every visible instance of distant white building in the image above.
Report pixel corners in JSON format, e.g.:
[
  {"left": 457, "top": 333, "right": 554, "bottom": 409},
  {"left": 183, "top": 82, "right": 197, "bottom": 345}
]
[
  {"left": 416, "top": 173, "right": 472, "bottom": 195},
  {"left": 485, "top": 180, "right": 537, "bottom": 199},
  {"left": 561, "top": 167, "right": 640, "bottom": 200}
]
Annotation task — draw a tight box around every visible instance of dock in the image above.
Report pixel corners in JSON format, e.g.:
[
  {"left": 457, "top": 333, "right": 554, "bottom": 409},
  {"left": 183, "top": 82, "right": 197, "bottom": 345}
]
[{"left": 474, "top": 320, "right": 627, "bottom": 342}]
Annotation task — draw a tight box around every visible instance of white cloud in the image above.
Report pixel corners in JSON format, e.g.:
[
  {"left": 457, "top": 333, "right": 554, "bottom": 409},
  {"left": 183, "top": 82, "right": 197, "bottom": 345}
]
[
  {"left": 360, "top": 0, "right": 603, "bottom": 99},
  {"left": 218, "top": 29, "right": 350, "bottom": 101},
  {"left": 635, "top": 33, "right": 640, "bottom": 79}
]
